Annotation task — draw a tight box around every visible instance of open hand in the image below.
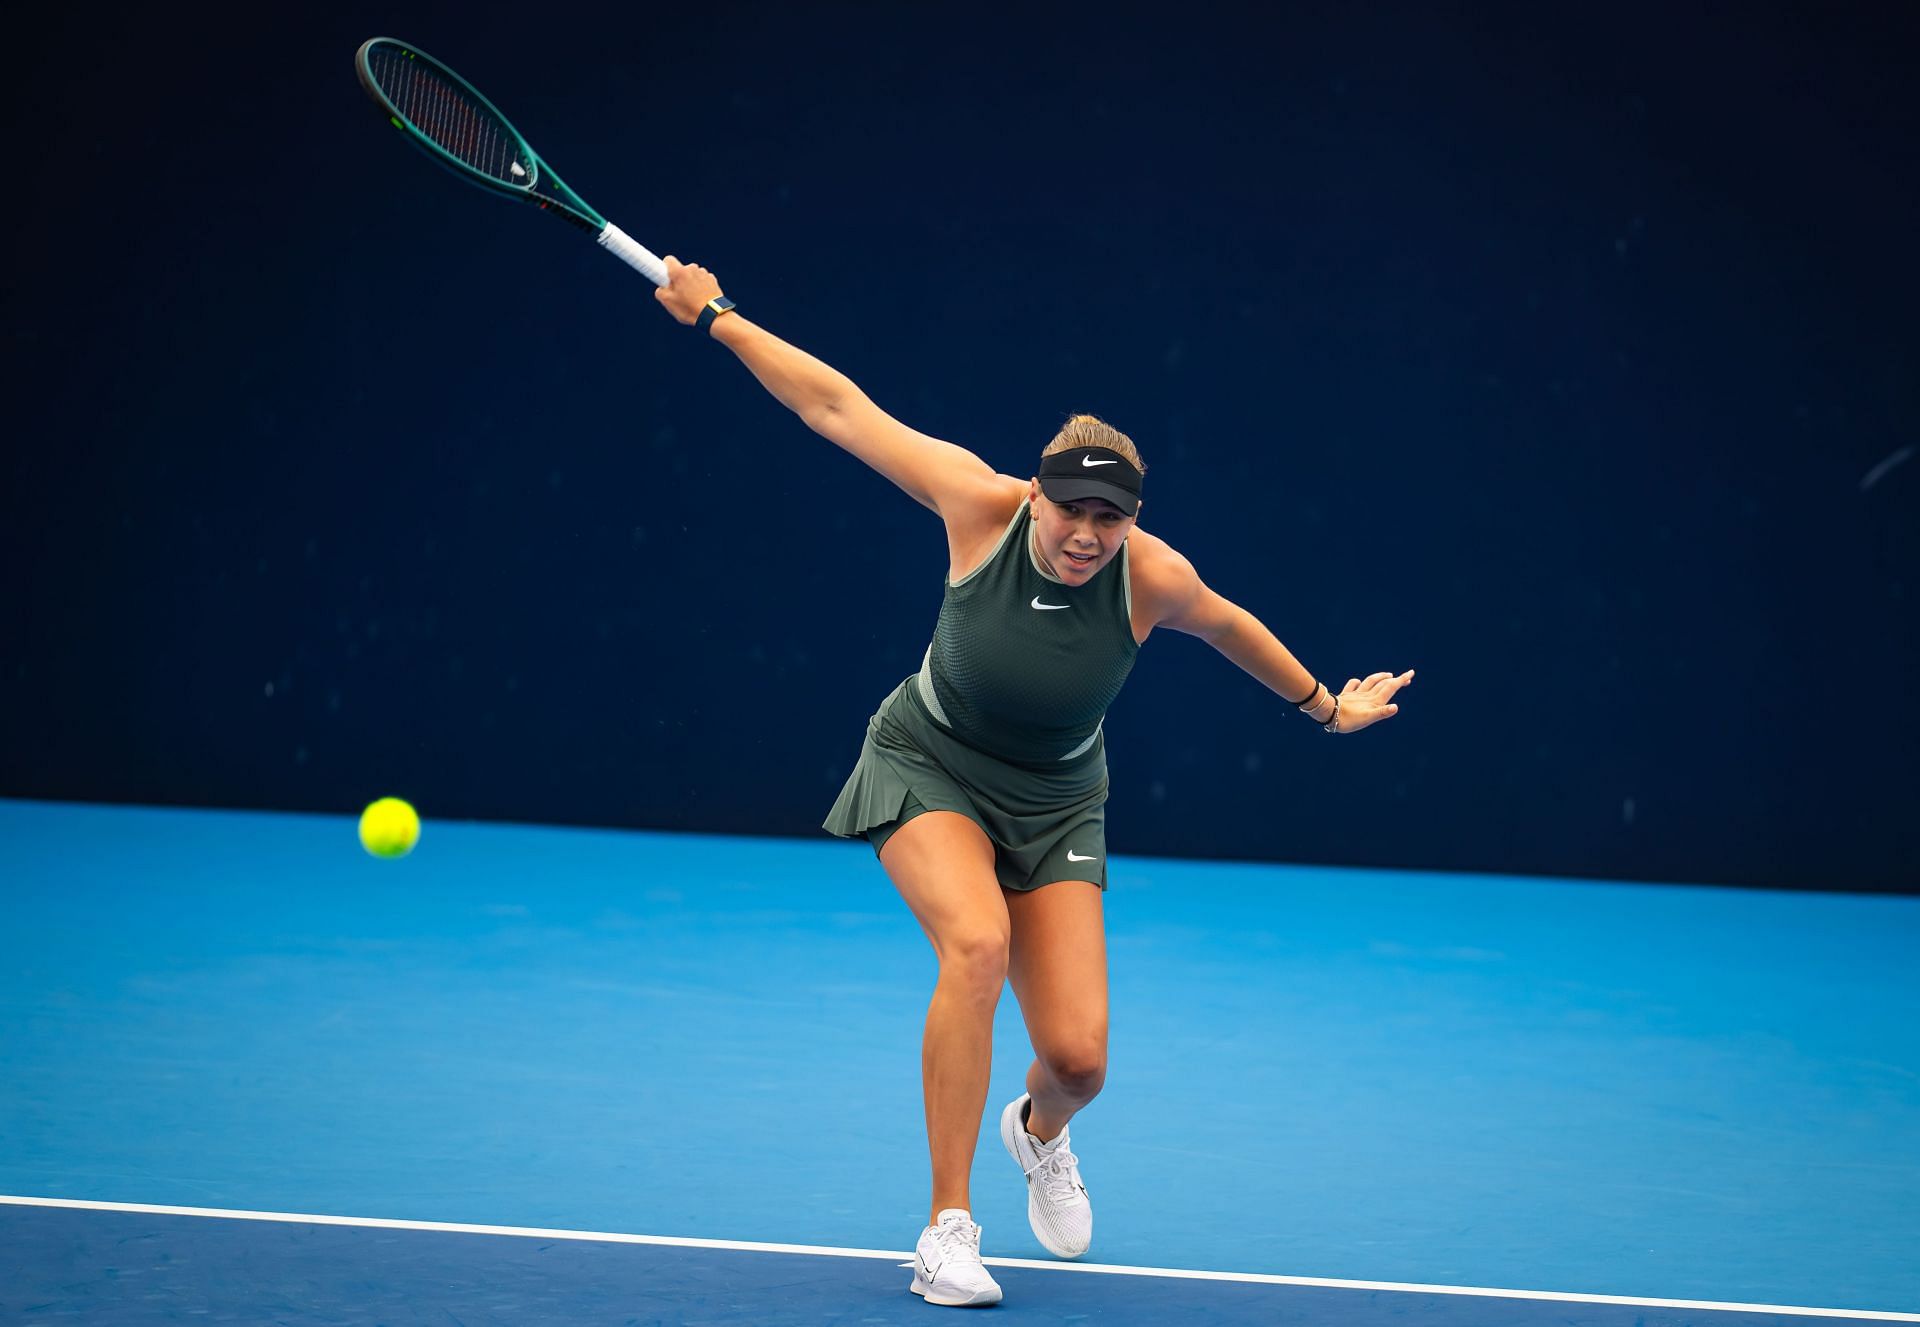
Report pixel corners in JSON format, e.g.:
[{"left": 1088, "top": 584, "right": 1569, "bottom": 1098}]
[
  {"left": 654, "top": 255, "right": 724, "bottom": 325},
  {"left": 1332, "top": 670, "right": 1414, "bottom": 733}
]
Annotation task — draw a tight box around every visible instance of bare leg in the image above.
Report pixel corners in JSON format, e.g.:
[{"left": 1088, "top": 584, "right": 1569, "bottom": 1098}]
[
  {"left": 1005, "top": 880, "right": 1109, "bottom": 1143},
  {"left": 879, "top": 811, "right": 1010, "bottom": 1226}
]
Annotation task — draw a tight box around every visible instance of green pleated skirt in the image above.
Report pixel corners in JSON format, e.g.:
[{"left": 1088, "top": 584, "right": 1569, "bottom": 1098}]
[{"left": 822, "top": 676, "right": 1111, "bottom": 891}]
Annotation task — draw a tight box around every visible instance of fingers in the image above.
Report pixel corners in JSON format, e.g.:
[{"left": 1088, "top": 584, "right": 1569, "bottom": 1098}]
[
  {"left": 1369, "top": 669, "right": 1414, "bottom": 715},
  {"left": 1352, "top": 669, "right": 1417, "bottom": 698},
  {"left": 1344, "top": 700, "right": 1400, "bottom": 732},
  {"left": 662, "top": 255, "right": 713, "bottom": 283},
  {"left": 1337, "top": 667, "right": 1416, "bottom": 731},
  {"left": 656, "top": 256, "right": 718, "bottom": 324}
]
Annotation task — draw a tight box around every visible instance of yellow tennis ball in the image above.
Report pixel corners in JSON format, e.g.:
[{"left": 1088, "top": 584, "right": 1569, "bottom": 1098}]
[{"left": 358, "top": 797, "right": 421, "bottom": 859}]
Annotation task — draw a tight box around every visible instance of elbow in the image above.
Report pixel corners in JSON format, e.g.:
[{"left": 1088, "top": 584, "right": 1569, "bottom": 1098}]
[
  {"left": 1200, "top": 605, "right": 1254, "bottom": 648},
  {"left": 802, "top": 388, "right": 862, "bottom": 438},
  {"left": 801, "top": 397, "right": 855, "bottom": 442},
  {"left": 800, "top": 400, "right": 838, "bottom": 435},
  {"left": 1197, "top": 614, "right": 1237, "bottom": 648}
]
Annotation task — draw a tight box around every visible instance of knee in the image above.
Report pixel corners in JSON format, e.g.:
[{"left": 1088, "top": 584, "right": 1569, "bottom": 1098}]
[
  {"left": 1041, "top": 1041, "right": 1108, "bottom": 1099},
  {"left": 939, "top": 928, "right": 1010, "bottom": 998}
]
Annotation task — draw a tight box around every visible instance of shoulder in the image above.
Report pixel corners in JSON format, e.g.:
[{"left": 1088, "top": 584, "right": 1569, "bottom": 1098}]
[
  {"left": 936, "top": 473, "right": 1032, "bottom": 583},
  {"left": 1126, "top": 527, "right": 1197, "bottom": 598},
  {"left": 1126, "top": 528, "right": 1235, "bottom": 640},
  {"left": 943, "top": 472, "right": 1030, "bottom": 537},
  {"left": 1124, "top": 528, "right": 1198, "bottom": 623}
]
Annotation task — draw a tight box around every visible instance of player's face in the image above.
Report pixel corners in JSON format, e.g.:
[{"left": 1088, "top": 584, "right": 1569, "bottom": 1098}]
[{"left": 1028, "top": 483, "right": 1136, "bottom": 583}]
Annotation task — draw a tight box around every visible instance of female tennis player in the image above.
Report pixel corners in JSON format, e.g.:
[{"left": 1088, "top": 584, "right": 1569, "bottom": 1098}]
[{"left": 656, "top": 257, "right": 1413, "bottom": 1308}]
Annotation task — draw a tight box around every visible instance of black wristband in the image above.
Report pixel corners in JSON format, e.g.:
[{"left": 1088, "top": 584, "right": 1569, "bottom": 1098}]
[
  {"left": 1289, "top": 681, "right": 1323, "bottom": 709},
  {"left": 695, "top": 295, "right": 736, "bottom": 334}
]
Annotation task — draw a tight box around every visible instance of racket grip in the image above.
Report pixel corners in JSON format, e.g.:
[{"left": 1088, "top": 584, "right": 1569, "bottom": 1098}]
[{"left": 597, "top": 223, "right": 667, "bottom": 286}]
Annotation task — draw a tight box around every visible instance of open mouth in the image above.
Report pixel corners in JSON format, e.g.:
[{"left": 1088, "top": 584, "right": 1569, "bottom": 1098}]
[{"left": 1064, "top": 550, "right": 1096, "bottom": 568}]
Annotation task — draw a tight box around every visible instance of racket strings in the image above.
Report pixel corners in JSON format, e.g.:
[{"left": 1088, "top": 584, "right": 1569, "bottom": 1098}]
[{"left": 368, "top": 46, "right": 531, "bottom": 187}]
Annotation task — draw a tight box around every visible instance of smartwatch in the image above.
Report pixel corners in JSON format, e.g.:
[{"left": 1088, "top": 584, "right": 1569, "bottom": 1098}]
[{"left": 696, "top": 295, "right": 737, "bottom": 334}]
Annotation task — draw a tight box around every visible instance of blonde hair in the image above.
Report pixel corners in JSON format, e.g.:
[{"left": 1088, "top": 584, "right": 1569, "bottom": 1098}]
[{"left": 1041, "top": 414, "right": 1147, "bottom": 474}]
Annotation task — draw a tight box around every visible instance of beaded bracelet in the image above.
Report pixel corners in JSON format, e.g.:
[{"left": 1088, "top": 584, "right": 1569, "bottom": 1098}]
[{"left": 1290, "top": 680, "right": 1340, "bottom": 730}]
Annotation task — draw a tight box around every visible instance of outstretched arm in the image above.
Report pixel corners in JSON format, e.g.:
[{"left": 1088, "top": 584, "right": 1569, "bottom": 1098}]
[
  {"left": 1136, "top": 537, "right": 1412, "bottom": 734},
  {"left": 654, "top": 257, "right": 995, "bottom": 515}
]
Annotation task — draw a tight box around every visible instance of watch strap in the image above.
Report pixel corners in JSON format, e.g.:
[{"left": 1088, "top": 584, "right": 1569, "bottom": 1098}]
[{"left": 696, "top": 295, "right": 737, "bottom": 334}]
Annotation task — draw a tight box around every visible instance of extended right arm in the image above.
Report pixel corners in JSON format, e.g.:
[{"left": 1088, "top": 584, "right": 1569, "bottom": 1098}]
[{"left": 655, "top": 256, "right": 994, "bottom": 515}]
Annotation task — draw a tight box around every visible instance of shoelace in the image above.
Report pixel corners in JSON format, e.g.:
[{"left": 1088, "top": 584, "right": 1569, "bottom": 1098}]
[
  {"left": 929, "top": 1216, "right": 983, "bottom": 1263},
  {"left": 1025, "top": 1144, "right": 1083, "bottom": 1202}
]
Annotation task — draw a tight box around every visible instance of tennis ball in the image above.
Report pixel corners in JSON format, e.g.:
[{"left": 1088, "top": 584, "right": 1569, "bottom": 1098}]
[{"left": 358, "top": 797, "right": 421, "bottom": 859}]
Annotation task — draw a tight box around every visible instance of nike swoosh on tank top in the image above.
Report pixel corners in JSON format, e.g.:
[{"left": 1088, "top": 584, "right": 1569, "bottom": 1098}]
[{"left": 914, "top": 504, "right": 1139, "bottom": 766}]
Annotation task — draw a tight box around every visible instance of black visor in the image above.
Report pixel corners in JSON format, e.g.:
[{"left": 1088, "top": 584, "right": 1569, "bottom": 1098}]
[{"left": 1037, "top": 446, "right": 1143, "bottom": 515}]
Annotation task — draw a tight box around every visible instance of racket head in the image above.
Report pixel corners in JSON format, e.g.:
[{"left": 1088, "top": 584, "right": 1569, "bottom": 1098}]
[{"left": 357, "top": 38, "right": 595, "bottom": 220}]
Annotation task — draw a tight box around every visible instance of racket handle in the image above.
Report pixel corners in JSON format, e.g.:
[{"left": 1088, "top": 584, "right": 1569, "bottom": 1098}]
[{"left": 597, "top": 223, "right": 667, "bottom": 286}]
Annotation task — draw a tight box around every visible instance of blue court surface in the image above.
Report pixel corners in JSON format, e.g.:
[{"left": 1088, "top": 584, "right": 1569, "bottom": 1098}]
[{"left": 3, "top": 798, "right": 1917, "bottom": 1324}]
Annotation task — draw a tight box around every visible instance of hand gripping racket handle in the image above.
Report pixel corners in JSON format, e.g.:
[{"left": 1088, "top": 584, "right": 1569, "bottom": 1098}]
[{"left": 597, "top": 223, "right": 668, "bottom": 286}]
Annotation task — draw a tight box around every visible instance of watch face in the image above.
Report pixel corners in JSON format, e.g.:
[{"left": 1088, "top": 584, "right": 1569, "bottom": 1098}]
[{"left": 714, "top": 296, "right": 736, "bottom": 311}]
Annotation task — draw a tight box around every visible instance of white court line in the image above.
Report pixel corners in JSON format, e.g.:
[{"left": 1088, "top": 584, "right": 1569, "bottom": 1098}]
[{"left": 4, "top": 1194, "right": 1916, "bottom": 1322}]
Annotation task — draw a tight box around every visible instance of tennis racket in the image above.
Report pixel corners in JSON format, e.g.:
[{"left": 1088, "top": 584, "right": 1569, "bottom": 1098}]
[{"left": 354, "top": 37, "right": 666, "bottom": 285}]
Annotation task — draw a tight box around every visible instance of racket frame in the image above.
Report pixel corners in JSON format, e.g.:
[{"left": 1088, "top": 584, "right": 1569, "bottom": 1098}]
[
  {"left": 355, "top": 37, "right": 669, "bottom": 285},
  {"left": 354, "top": 37, "right": 606, "bottom": 234}
]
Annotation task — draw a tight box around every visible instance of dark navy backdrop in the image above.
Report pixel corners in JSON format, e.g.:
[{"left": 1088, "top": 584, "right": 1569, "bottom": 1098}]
[{"left": 4, "top": 3, "right": 1915, "bottom": 891}]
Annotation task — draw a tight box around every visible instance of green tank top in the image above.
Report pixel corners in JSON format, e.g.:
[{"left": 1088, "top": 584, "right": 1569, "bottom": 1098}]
[{"left": 912, "top": 502, "right": 1139, "bottom": 766}]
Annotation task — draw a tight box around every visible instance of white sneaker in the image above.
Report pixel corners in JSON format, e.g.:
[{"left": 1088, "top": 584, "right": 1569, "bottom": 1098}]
[
  {"left": 999, "top": 1093, "right": 1092, "bottom": 1258},
  {"left": 909, "top": 1208, "right": 1003, "bottom": 1307}
]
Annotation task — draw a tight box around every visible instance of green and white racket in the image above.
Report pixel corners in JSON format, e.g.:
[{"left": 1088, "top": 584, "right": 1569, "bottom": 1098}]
[{"left": 354, "top": 37, "right": 666, "bottom": 285}]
